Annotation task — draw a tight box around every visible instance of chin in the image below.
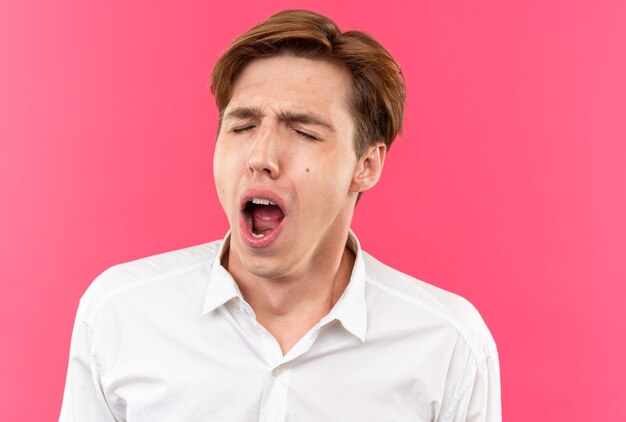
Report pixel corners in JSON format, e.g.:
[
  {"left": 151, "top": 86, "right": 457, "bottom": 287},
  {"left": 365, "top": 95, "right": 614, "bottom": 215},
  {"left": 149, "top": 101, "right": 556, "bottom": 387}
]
[{"left": 244, "top": 259, "right": 292, "bottom": 281}]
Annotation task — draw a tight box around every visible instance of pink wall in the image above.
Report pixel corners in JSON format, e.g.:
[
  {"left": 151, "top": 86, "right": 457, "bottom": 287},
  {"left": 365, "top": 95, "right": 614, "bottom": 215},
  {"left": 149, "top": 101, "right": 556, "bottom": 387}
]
[{"left": 1, "top": 0, "right": 625, "bottom": 420}]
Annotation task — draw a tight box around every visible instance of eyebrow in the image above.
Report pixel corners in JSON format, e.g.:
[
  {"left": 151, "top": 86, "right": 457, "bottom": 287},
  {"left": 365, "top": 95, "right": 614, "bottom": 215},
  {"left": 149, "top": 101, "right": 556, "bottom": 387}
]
[
  {"left": 222, "top": 106, "right": 264, "bottom": 121},
  {"left": 222, "top": 106, "right": 336, "bottom": 133}
]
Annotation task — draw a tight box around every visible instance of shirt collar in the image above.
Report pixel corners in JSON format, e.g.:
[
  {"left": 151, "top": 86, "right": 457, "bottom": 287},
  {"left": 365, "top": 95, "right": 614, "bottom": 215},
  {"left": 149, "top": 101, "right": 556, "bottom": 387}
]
[
  {"left": 202, "top": 231, "right": 241, "bottom": 314},
  {"left": 322, "top": 230, "right": 367, "bottom": 343},
  {"left": 202, "top": 229, "right": 368, "bottom": 343}
]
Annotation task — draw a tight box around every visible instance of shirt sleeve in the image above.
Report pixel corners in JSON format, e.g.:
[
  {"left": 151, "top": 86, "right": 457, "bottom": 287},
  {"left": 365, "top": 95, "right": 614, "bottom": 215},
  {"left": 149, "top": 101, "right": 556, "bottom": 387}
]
[
  {"left": 443, "top": 345, "right": 502, "bottom": 422},
  {"left": 59, "top": 305, "right": 118, "bottom": 422}
]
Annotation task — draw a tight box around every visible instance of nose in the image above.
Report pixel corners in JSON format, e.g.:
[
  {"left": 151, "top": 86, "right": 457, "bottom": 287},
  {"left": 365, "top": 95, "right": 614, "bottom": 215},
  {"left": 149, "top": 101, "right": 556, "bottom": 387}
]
[{"left": 247, "top": 126, "right": 280, "bottom": 179}]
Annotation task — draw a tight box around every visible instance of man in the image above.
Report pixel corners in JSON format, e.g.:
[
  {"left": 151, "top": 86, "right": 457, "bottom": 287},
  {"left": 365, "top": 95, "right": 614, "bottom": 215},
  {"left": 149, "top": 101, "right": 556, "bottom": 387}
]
[{"left": 60, "top": 10, "right": 500, "bottom": 422}]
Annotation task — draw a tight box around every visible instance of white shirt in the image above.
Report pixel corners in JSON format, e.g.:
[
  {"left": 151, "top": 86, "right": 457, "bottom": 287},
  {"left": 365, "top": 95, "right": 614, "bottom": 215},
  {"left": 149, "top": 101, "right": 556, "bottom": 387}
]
[{"left": 60, "top": 230, "right": 501, "bottom": 422}]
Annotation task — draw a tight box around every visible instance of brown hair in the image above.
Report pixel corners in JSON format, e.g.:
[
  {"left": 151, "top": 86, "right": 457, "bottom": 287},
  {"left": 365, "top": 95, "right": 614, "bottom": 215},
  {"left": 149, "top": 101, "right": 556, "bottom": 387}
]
[{"left": 211, "top": 10, "right": 405, "bottom": 158}]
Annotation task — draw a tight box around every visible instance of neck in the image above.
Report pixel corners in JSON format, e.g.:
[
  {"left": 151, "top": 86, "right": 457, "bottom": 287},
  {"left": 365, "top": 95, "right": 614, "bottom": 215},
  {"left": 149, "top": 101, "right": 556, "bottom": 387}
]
[{"left": 222, "top": 228, "right": 356, "bottom": 353}]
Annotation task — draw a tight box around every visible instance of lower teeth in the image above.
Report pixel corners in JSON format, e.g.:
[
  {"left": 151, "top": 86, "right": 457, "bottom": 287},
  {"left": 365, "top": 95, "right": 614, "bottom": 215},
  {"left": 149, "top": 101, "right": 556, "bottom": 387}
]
[{"left": 252, "top": 232, "right": 265, "bottom": 238}]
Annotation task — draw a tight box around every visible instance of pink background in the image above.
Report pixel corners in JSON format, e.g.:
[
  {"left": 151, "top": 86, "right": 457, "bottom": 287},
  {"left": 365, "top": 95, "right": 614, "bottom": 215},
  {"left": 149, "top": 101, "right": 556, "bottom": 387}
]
[{"left": 1, "top": 0, "right": 625, "bottom": 420}]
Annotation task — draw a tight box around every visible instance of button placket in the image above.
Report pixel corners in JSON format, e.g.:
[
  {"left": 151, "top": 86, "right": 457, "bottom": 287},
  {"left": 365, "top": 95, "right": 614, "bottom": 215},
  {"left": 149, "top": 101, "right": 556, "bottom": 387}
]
[
  {"left": 271, "top": 366, "right": 282, "bottom": 377},
  {"left": 260, "top": 364, "right": 292, "bottom": 422}
]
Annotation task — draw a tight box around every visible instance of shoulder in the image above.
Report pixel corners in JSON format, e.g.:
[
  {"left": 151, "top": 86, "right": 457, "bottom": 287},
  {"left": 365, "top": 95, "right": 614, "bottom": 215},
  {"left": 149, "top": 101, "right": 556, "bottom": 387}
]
[
  {"left": 362, "top": 251, "right": 497, "bottom": 362},
  {"left": 77, "top": 240, "right": 222, "bottom": 322}
]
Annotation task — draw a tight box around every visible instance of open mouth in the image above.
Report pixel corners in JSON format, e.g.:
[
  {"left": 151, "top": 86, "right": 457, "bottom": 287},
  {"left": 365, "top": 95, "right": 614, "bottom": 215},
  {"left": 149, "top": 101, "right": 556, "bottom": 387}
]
[{"left": 242, "top": 198, "right": 286, "bottom": 238}]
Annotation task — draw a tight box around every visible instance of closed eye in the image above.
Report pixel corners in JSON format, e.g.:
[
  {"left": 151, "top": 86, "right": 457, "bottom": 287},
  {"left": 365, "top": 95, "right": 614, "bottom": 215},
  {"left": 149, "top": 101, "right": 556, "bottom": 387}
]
[
  {"left": 295, "top": 130, "right": 319, "bottom": 141},
  {"left": 232, "top": 125, "right": 255, "bottom": 133}
]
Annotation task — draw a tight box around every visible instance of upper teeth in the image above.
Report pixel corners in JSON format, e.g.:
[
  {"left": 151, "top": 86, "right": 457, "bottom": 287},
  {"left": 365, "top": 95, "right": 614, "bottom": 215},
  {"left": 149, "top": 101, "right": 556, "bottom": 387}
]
[{"left": 251, "top": 198, "right": 276, "bottom": 206}]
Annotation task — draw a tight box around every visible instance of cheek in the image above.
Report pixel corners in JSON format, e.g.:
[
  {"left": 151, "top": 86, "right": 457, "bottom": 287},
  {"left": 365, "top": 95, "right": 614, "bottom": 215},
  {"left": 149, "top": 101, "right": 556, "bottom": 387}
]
[
  {"left": 214, "top": 141, "right": 242, "bottom": 177},
  {"left": 212, "top": 171, "right": 227, "bottom": 214},
  {"left": 303, "top": 160, "right": 354, "bottom": 202},
  {"left": 213, "top": 144, "right": 237, "bottom": 209}
]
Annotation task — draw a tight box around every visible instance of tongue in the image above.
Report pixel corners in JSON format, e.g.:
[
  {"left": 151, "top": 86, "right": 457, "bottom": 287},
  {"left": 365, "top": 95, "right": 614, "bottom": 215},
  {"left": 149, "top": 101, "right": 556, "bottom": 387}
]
[{"left": 252, "top": 205, "right": 284, "bottom": 233}]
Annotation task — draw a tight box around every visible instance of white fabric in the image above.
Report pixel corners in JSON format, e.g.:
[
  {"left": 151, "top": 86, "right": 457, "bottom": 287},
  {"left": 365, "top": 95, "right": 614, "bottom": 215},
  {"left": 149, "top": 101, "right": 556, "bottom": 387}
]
[{"left": 60, "top": 230, "right": 501, "bottom": 421}]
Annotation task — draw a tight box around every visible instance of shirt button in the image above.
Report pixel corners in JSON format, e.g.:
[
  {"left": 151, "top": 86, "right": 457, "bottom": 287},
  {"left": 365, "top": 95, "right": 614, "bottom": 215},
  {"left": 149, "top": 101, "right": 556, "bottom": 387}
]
[{"left": 271, "top": 366, "right": 282, "bottom": 377}]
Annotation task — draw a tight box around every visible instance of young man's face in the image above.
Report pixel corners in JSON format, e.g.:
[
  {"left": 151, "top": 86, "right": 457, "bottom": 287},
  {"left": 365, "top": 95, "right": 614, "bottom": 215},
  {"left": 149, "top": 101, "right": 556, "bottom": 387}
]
[{"left": 213, "top": 55, "right": 364, "bottom": 279}]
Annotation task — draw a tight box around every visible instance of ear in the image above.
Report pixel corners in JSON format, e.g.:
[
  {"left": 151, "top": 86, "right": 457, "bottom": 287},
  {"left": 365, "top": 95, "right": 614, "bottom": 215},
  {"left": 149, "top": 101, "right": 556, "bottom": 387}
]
[{"left": 350, "top": 142, "right": 387, "bottom": 193}]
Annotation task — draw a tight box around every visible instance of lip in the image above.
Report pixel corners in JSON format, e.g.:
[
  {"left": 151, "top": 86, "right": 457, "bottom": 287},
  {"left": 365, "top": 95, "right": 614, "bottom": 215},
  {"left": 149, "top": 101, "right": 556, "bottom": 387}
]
[{"left": 238, "top": 188, "right": 288, "bottom": 249}]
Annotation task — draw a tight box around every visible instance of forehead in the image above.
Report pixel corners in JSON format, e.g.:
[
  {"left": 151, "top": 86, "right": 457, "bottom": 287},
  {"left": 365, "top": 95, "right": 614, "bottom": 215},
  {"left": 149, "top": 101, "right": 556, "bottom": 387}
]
[{"left": 226, "top": 55, "right": 353, "bottom": 120}]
